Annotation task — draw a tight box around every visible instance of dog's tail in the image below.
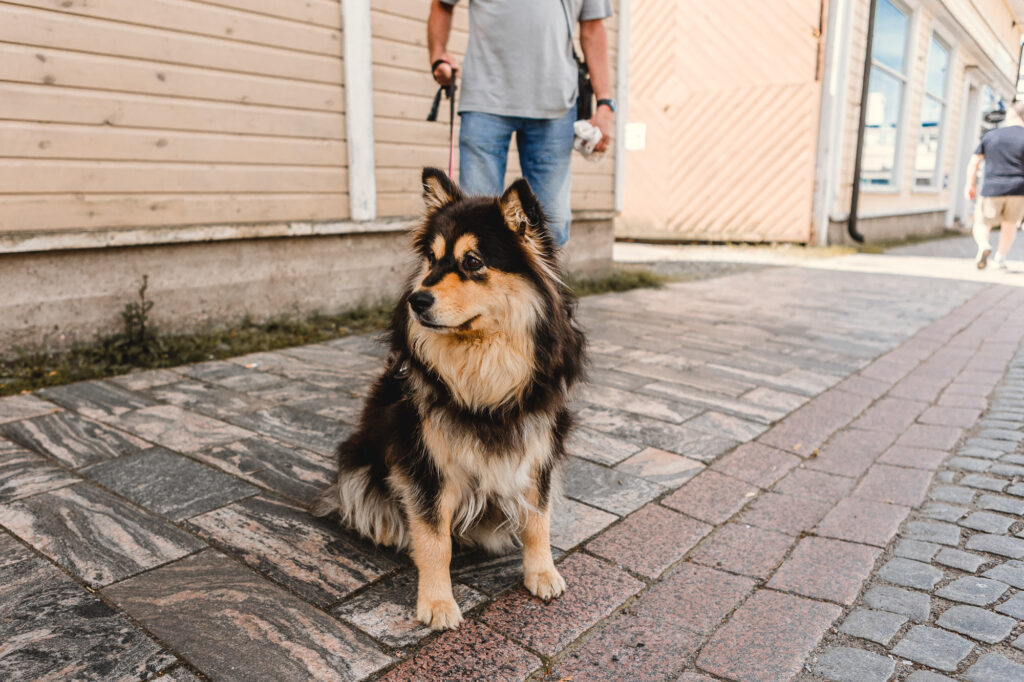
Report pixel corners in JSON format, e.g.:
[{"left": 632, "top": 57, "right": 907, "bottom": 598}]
[{"left": 310, "top": 467, "right": 409, "bottom": 550}]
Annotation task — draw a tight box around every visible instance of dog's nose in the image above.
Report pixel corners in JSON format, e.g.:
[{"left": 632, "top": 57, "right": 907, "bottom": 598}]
[{"left": 408, "top": 291, "right": 435, "bottom": 314}]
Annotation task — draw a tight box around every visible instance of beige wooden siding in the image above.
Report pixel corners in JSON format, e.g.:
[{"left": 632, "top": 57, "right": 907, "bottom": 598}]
[
  {"left": 0, "top": 0, "right": 347, "bottom": 234},
  {"left": 834, "top": 1, "right": 1022, "bottom": 222},
  {"left": 620, "top": 0, "right": 821, "bottom": 242},
  {"left": 371, "top": 0, "right": 618, "bottom": 219}
]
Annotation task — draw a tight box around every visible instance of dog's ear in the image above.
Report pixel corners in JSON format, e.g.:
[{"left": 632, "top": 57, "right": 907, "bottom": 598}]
[
  {"left": 422, "top": 167, "right": 462, "bottom": 214},
  {"left": 499, "top": 178, "right": 547, "bottom": 240}
]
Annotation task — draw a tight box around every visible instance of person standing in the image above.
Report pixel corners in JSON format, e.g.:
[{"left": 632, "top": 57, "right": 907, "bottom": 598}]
[
  {"left": 426, "top": 0, "right": 615, "bottom": 248},
  {"left": 965, "top": 100, "right": 1024, "bottom": 270}
]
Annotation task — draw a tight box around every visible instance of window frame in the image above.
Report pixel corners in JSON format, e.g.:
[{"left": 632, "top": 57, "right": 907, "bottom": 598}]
[
  {"left": 861, "top": 0, "right": 916, "bottom": 194},
  {"left": 913, "top": 31, "right": 953, "bottom": 193}
]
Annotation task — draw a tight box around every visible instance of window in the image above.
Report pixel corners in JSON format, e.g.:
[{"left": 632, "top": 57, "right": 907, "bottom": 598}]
[
  {"left": 861, "top": 0, "right": 910, "bottom": 188},
  {"left": 914, "top": 35, "right": 950, "bottom": 188}
]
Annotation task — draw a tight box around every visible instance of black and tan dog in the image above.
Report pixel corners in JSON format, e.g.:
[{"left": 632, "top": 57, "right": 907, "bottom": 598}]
[{"left": 312, "top": 168, "right": 586, "bottom": 630}]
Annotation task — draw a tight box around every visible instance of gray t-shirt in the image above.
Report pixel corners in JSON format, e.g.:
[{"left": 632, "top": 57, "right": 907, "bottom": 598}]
[{"left": 441, "top": 0, "right": 613, "bottom": 119}]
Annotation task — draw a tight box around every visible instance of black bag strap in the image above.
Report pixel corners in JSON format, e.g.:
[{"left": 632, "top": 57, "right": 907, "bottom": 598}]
[{"left": 559, "top": 0, "right": 586, "bottom": 73}]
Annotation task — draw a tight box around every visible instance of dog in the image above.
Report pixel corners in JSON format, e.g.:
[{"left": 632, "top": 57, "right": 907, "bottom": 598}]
[{"left": 312, "top": 168, "right": 586, "bottom": 630}]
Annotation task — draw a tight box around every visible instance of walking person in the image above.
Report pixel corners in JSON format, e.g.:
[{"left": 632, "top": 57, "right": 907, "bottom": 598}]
[
  {"left": 965, "top": 100, "right": 1024, "bottom": 270},
  {"left": 426, "top": 0, "right": 615, "bottom": 248}
]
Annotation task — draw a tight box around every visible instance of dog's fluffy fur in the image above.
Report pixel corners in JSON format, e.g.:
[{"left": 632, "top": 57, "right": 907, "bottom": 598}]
[{"left": 312, "top": 168, "right": 586, "bottom": 630}]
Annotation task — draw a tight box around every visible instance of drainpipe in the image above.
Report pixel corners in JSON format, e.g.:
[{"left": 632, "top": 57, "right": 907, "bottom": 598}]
[{"left": 848, "top": 0, "right": 878, "bottom": 244}]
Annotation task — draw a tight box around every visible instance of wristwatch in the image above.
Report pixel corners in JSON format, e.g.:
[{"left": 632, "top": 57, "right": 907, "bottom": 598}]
[{"left": 596, "top": 98, "right": 616, "bottom": 112}]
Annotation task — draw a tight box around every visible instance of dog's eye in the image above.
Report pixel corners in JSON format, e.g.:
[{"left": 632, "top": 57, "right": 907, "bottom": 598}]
[
  {"left": 426, "top": 252, "right": 437, "bottom": 266},
  {"left": 462, "top": 254, "right": 483, "bottom": 271}
]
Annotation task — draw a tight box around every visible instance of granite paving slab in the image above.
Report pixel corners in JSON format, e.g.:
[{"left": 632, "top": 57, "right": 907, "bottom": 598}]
[
  {"left": 83, "top": 447, "right": 258, "bottom": 521},
  {"left": 105, "top": 550, "right": 393, "bottom": 682},
  {"left": 0, "top": 393, "right": 60, "bottom": 424},
  {"left": 0, "top": 483, "right": 203, "bottom": 586},
  {"left": 333, "top": 570, "right": 486, "bottom": 647},
  {"left": 116, "top": 404, "right": 252, "bottom": 453},
  {"left": 183, "top": 360, "right": 286, "bottom": 391},
  {"left": 192, "top": 437, "right": 335, "bottom": 506},
  {"left": 0, "top": 411, "right": 149, "bottom": 468},
  {"left": 145, "top": 379, "right": 268, "bottom": 419},
  {"left": 188, "top": 494, "right": 400, "bottom": 607},
  {"left": 451, "top": 548, "right": 565, "bottom": 597},
  {"left": 225, "top": 406, "right": 347, "bottom": 456},
  {"left": 0, "top": 440, "right": 79, "bottom": 503},
  {"left": 562, "top": 456, "right": 664, "bottom": 516},
  {"left": 38, "top": 380, "right": 157, "bottom": 422},
  {"left": 548, "top": 497, "right": 618, "bottom": 550},
  {"left": 0, "top": 555, "right": 175, "bottom": 680},
  {"left": 614, "top": 446, "right": 705, "bottom": 486},
  {"left": 565, "top": 425, "right": 644, "bottom": 465},
  {"left": 575, "top": 404, "right": 740, "bottom": 461}
]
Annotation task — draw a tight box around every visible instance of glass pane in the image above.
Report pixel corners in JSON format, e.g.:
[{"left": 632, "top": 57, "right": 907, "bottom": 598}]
[
  {"left": 924, "top": 37, "right": 949, "bottom": 97},
  {"left": 915, "top": 96, "right": 943, "bottom": 186},
  {"left": 871, "top": 0, "right": 909, "bottom": 74},
  {"left": 862, "top": 67, "right": 903, "bottom": 186}
]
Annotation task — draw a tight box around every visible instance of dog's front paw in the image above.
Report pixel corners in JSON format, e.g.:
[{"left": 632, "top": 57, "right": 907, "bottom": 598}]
[
  {"left": 525, "top": 568, "right": 566, "bottom": 600},
  {"left": 416, "top": 596, "right": 463, "bottom": 631}
]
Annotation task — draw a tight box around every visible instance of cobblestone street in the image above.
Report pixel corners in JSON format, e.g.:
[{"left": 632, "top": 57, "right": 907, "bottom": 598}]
[{"left": 4, "top": 239, "right": 1024, "bottom": 681}]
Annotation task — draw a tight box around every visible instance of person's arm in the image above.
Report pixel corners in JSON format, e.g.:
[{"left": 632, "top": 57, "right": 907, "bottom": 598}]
[
  {"left": 427, "top": 0, "right": 457, "bottom": 86},
  {"left": 965, "top": 153, "right": 983, "bottom": 201},
  {"left": 580, "top": 18, "right": 613, "bottom": 153}
]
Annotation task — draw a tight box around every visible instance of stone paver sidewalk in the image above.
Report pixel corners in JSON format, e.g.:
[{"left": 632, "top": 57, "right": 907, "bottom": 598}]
[{"left": 3, "top": 244, "right": 1024, "bottom": 680}]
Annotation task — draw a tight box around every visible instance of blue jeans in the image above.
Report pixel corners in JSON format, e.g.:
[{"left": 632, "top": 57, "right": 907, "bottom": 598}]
[{"left": 458, "top": 107, "right": 575, "bottom": 247}]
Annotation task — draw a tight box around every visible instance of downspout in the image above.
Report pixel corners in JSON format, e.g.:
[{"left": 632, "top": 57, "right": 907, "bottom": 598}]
[{"left": 848, "top": 0, "right": 878, "bottom": 244}]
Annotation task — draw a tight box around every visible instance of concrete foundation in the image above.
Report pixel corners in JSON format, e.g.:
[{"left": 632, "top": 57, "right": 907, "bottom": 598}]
[
  {"left": 1, "top": 218, "right": 614, "bottom": 356},
  {"left": 828, "top": 211, "right": 947, "bottom": 245}
]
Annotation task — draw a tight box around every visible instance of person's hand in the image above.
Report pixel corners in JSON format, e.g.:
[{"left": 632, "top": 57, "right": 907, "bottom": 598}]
[
  {"left": 432, "top": 54, "right": 458, "bottom": 86},
  {"left": 589, "top": 105, "right": 614, "bottom": 153},
  {"left": 965, "top": 185, "right": 977, "bottom": 201}
]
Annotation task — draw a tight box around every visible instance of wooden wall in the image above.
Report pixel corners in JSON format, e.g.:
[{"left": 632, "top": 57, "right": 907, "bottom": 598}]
[
  {"left": 619, "top": 0, "right": 822, "bottom": 243},
  {"left": 0, "top": 0, "right": 348, "bottom": 235}
]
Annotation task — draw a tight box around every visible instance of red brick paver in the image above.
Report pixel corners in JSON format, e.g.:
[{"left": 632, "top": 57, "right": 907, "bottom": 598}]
[
  {"left": 736, "top": 492, "right": 834, "bottom": 536},
  {"left": 479, "top": 553, "right": 643, "bottom": 656},
  {"left": 689, "top": 523, "right": 793, "bottom": 579},
  {"left": 767, "top": 537, "right": 881, "bottom": 604},
  {"left": 877, "top": 445, "right": 950, "bottom": 470},
  {"left": 635, "top": 562, "right": 756, "bottom": 635},
  {"left": 814, "top": 497, "right": 910, "bottom": 547},
  {"left": 696, "top": 589, "right": 841, "bottom": 680},
  {"left": 661, "top": 470, "right": 758, "bottom": 525},
  {"left": 805, "top": 428, "right": 896, "bottom": 478},
  {"left": 896, "top": 424, "right": 964, "bottom": 450},
  {"left": 710, "top": 442, "right": 800, "bottom": 487},
  {"left": 587, "top": 503, "right": 711, "bottom": 579},
  {"left": 382, "top": 621, "right": 539, "bottom": 682},
  {"left": 853, "top": 464, "right": 934, "bottom": 507}
]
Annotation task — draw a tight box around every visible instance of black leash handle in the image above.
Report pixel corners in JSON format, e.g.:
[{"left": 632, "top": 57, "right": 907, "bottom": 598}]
[{"left": 426, "top": 63, "right": 457, "bottom": 177}]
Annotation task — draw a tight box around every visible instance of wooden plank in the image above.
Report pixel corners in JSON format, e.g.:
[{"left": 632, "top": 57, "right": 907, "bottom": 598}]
[
  {"left": 6, "top": 0, "right": 343, "bottom": 57},
  {"left": 1, "top": 83, "right": 346, "bottom": 139},
  {"left": 0, "top": 5, "right": 343, "bottom": 84},
  {"left": 372, "top": 0, "right": 469, "bottom": 32},
  {"left": 0, "top": 192, "right": 349, "bottom": 231},
  {"left": 370, "top": 10, "right": 467, "bottom": 52},
  {"left": 0, "top": 159, "right": 347, "bottom": 194},
  {"left": 196, "top": 0, "right": 341, "bottom": 29},
  {"left": 374, "top": 117, "right": 454, "bottom": 146},
  {"left": 373, "top": 63, "right": 446, "bottom": 99},
  {"left": 0, "top": 122, "right": 346, "bottom": 166},
  {"left": 0, "top": 44, "right": 344, "bottom": 113}
]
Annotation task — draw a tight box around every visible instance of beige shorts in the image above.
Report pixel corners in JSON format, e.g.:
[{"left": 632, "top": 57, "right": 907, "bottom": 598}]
[{"left": 974, "top": 195, "right": 1024, "bottom": 227}]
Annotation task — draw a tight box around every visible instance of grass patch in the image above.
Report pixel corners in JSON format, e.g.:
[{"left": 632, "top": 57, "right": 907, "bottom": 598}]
[{"left": 1, "top": 268, "right": 663, "bottom": 397}]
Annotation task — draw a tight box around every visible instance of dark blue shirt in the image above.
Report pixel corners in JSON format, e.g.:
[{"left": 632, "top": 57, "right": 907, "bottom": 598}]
[{"left": 976, "top": 126, "right": 1024, "bottom": 196}]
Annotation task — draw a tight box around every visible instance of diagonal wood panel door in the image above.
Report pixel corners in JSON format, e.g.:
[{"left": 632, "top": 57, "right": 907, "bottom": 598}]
[{"left": 622, "top": 0, "right": 823, "bottom": 243}]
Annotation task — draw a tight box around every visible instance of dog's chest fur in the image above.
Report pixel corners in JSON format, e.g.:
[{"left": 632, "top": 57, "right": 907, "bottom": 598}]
[{"left": 421, "top": 407, "right": 555, "bottom": 533}]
